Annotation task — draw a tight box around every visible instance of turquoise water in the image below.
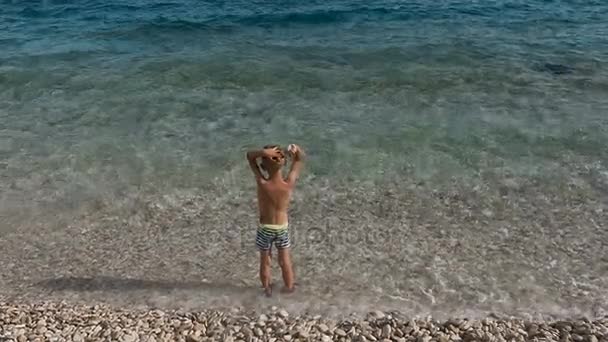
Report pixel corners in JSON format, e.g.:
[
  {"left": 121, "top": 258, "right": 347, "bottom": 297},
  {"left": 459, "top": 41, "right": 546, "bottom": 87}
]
[
  {"left": 1, "top": 0, "right": 608, "bottom": 316},
  {"left": 2, "top": 1, "right": 607, "bottom": 192}
]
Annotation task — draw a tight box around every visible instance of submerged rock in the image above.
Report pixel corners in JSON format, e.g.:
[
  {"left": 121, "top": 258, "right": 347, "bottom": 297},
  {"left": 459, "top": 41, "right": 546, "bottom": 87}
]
[{"left": 539, "top": 63, "right": 575, "bottom": 75}]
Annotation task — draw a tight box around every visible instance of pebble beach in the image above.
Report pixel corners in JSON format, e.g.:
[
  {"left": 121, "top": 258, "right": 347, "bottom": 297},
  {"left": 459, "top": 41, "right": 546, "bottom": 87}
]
[
  {"left": 1, "top": 177, "right": 607, "bottom": 341},
  {"left": 1, "top": 302, "right": 607, "bottom": 342}
]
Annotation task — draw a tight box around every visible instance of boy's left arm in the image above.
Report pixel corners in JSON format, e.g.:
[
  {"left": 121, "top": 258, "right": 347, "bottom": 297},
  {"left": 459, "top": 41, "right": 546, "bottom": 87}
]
[{"left": 286, "top": 145, "right": 305, "bottom": 187}]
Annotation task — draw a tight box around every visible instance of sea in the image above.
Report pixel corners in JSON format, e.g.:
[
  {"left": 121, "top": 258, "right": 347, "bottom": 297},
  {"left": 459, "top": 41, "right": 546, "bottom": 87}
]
[{"left": 1, "top": 0, "right": 607, "bottom": 319}]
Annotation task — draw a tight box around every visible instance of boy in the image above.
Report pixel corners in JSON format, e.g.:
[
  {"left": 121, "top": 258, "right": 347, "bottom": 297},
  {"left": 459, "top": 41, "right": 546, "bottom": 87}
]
[{"left": 246, "top": 144, "right": 305, "bottom": 297}]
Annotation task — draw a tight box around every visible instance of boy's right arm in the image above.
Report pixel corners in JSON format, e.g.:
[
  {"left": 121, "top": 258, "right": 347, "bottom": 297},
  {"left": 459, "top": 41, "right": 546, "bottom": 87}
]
[{"left": 247, "top": 150, "right": 265, "bottom": 182}]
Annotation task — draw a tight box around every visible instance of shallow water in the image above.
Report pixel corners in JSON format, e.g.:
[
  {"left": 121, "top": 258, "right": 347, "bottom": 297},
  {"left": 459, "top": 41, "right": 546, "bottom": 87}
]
[{"left": 1, "top": 0, "right": 607, "bottom": 318}]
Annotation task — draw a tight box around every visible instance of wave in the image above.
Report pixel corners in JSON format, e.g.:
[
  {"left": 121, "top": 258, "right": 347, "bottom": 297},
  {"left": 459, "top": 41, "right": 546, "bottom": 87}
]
[
  {"left": 8, "top": 1, "right": 176, "bottom": 21},
  {"left": 99, "top": 17, "right": 236, "bottom": 39},
  {"left": 94, "top": 4, "right": 450, "bottom": 41},
  {"left": 148, "top": 16, "right": 235, "bottom": 32},
  {"left": 95, "top": 2, "right": 593, "bottom": 38},
  {"left": 103, "top": 4, "right": 445, "bottom": 36},
  {"left": 17, "top": 6, "right": 46, "bottom": 18},
  {"left": 231, "top": 7, "right": 399, "bottom": 27}
]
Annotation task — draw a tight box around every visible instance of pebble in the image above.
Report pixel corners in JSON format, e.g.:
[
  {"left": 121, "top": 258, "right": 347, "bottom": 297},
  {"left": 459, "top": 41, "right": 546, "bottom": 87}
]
[
  {"left": 482, "top": 209, "right": 494, "bottom": 218},
  {"left": 122, "top": 332, "right": 138, "bottom": 342},
  {"left": 242, "top": 327, "right": 253, "bottom": 337},
  {"left": 381, "top": 325, "right": 391, "bottom": 338},
  {"left": 370, "top": 311, "right": 386, "bottom": 319},
  {"left": 318, "top": 323, "right": 330, "bottom": 333},
  {"left": 72, "top": 332, "right": 84, "bottom": 342},
  {"left": 364, "top": 332, "right": 377, "bottom": 341},
  {"left": 335, "top": 328, "right": 347, "bottom": 337},
  {"left": 296, "top": 328, "right": 309, "bottom": 338}
]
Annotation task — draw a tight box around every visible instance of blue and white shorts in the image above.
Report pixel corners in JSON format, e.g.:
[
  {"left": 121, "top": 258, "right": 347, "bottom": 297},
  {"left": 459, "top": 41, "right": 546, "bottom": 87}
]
[{"left": 256, "top": 224, "right": 291, "bottom": 251}]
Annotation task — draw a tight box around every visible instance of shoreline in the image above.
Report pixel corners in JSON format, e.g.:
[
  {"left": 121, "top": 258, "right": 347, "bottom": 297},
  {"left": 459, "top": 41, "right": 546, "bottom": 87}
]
[
  {"left": 1, "top": 178, "right": 606, "bottom": 328},
  {"left": 1, "top": 301, "right": 606, "bottom": 342}
]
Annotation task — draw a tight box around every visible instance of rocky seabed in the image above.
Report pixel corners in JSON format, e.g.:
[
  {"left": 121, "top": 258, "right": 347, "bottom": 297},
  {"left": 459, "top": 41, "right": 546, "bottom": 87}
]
[{"left": 1, "top": 302, "right": 607, "bottom": 342}]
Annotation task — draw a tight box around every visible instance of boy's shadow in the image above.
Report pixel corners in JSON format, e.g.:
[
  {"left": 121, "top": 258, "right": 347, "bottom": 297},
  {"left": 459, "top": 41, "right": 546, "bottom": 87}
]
[{"left": 35, "top": 276, "right": 252, "bottom": 294}]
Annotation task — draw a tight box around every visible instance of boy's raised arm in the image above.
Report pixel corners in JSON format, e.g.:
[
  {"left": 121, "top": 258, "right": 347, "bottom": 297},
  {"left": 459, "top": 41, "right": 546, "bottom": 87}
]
[
  {"left": 247, "top": 150, "right": 265, "bottom": 181},
  {"left": 286, "top": 145, "right": 305, "bottom": 187}
]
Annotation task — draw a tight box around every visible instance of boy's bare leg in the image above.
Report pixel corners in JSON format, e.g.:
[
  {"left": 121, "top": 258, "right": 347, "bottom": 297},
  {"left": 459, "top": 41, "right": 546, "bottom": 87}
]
[
  {"left": 277, "top": 248, "right": 295, "bottom": 293},
  {"left": 259, "top": 251, "right": 272, "bottom": 296}
]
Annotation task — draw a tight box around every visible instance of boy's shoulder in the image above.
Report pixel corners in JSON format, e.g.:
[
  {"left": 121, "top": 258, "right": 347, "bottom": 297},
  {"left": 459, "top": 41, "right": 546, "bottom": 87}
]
[{"left": 257, "top": 178, "right": 294, "bottom": 190}]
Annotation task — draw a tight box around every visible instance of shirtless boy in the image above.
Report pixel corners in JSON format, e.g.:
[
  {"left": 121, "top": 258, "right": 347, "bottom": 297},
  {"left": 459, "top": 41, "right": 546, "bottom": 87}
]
[{"left": 246, "top": 144, "right": 304, "bottom": 297}]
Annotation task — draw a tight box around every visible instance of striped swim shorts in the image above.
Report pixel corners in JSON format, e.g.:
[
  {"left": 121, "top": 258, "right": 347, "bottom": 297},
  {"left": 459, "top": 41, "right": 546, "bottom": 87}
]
[{"left": 256, "top": 224, "right": 291, "bottom": 251}]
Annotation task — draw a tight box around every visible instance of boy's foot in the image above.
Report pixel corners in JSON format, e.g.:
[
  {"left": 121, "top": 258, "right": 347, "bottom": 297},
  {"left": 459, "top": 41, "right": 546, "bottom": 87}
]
[
  {"left": 280, "top": 286, "right": 295, "bottom": 294},
  {"left": 264, "top": 284, "right": 273, "bottom": 297}
]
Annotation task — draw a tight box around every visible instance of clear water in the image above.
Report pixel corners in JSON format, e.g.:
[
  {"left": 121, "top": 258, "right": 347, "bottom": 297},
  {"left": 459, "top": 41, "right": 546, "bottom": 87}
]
[{"left": 1, "top": 0, "right": 607, "bottom": 318}]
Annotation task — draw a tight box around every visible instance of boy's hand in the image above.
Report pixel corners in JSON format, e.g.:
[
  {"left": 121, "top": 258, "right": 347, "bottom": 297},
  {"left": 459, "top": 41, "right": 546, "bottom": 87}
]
[
  {"left": 263, "top": 146, "right": 284, "bottom": 159},
  {"left": 288, "top": 144, "right": 304, "bottom": 161}
]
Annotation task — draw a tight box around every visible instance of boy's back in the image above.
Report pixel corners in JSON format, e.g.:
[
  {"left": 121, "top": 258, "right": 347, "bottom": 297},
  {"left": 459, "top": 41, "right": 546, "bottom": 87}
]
[{"left": 256, "top": 179, "right": 291, "bottom": 225}]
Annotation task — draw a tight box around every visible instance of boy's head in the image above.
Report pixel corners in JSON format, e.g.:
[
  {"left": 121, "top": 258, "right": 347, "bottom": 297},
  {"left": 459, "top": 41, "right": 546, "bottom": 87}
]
[{"left": 261, "top": 144, "right": 286, "bottom": 173}]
